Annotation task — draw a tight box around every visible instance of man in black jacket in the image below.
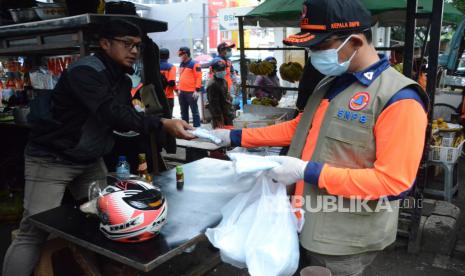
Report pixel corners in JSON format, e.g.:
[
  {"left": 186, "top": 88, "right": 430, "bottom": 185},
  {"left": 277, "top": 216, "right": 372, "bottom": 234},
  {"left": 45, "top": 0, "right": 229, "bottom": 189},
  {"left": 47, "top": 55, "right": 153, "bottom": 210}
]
[{"left": 2, "top": 19, "right": 194, "bottom": 276}]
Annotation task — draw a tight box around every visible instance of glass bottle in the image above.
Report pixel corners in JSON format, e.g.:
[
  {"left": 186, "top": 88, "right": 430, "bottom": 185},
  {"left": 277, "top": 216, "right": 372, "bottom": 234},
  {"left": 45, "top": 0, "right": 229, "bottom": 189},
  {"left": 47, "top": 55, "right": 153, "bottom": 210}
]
[
  {"left": 176, "top": 165, "right": 184, "bottom": 190},
  {"left": 115, "top": 155, "right": 130, "bottom": 179},
  {"left": 137, "top": 153, "right": 152, "bottom": 182}
]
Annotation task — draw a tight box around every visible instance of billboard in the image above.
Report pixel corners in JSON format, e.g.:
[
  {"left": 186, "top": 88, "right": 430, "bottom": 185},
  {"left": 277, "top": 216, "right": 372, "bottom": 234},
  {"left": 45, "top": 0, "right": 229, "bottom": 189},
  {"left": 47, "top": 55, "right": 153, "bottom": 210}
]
[{"left": 208, "top": 0, "right": 257, "bottom": 49}]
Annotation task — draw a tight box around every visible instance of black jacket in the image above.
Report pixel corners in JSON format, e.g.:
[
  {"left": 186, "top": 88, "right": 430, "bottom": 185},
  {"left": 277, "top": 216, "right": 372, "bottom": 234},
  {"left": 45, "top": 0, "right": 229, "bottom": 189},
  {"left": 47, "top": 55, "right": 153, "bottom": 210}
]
[
  {"left": 206, "top": 77, "right": 234, "bottom": 128},
  {"left": 27, "top": 52, "right": 162, "bottom": 163}
]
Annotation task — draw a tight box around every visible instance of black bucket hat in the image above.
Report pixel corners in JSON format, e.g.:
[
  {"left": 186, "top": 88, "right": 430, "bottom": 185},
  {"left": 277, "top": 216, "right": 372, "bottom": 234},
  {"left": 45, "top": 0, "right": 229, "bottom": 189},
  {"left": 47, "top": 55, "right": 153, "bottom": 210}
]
[{"left": 283, "top": 0, "right": 374, "bottom": 48}]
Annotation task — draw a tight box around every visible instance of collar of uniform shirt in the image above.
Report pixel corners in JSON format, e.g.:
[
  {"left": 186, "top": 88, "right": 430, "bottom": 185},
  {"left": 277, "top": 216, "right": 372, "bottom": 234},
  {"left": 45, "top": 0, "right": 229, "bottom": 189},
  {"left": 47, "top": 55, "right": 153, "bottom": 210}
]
[
  {"left": 325, "top": 55, "right": 390, "bottom": 100},
  {"left": 352, "top": 55, "right": 390, "bottom": 86},
  {"left": 180, "top": 58, "right": 192, "bottom": 66}
]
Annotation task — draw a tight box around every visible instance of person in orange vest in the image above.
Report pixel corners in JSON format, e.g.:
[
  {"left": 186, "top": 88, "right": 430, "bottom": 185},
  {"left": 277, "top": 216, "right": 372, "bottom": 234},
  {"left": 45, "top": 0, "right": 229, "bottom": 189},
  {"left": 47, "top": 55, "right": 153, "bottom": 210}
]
[
  {"left": 210, "top": 42, "right": 235, "bottom": 90},
  {"left": 178, "top": 46, "right": 201, "bottom": 127},
  {"left": 211, "top": 0, "right": 428, "bottom": 275},
  {"left": 159, "top": 48, "right": 177, "bottom": 116}
]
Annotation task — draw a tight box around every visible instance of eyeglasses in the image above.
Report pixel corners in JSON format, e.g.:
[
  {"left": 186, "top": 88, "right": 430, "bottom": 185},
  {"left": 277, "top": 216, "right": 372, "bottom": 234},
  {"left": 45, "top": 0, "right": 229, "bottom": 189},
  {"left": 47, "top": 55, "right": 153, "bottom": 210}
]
[{"left": 111, "top": 38, "right": 142, "bottom": 51}]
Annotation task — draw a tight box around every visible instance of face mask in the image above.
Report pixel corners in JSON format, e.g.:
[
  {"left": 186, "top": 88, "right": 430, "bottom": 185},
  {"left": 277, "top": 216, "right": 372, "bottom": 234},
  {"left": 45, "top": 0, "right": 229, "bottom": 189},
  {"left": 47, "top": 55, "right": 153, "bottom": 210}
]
[
  {"left": 215, "top": 71, "right": 227, "bottom": 79},
  {"left": 179, "top": 54, "right": 188, "bottom": 62},
  {"left": 310, "top": 35, "right": 357, "bottom": 76},
  {"left": 225, "top": 51, "right": 232, "bottom": 59}
]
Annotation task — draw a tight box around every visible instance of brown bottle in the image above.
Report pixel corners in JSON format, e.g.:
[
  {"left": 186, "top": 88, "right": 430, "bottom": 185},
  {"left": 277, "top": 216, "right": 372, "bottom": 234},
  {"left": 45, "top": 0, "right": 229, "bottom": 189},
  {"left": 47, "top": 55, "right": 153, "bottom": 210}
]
[
  {"left": 176, "top": 165, "right": 184, "bottom": 190},
  {"left": 137, "top": 153, "right": 152, "bottom": 183}
]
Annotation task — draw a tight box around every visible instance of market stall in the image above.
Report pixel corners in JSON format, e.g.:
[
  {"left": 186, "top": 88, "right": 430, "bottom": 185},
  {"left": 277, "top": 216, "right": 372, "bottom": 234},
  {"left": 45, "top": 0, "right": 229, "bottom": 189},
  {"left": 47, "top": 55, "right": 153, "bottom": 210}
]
[
  {"left": 238, "top": 0, "right": 463, "bottom": 106},
  {"left": 0, "top": 13, "right": 171, "bottom": 177}
]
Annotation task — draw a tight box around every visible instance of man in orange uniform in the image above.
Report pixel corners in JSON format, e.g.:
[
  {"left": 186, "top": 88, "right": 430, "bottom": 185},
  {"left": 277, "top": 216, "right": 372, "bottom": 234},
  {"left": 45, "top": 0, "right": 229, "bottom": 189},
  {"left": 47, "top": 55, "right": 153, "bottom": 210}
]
[
  {"left": 178, "top": 46, "right": 202, "bottom": 127},
  {"left": 159, "top": 48, "right": 177, "bottom": 116},
  {"left": 210, "top": 42, "right": 235, "bottom": 90},
  {"left": 214, "top": 1, "right": 428, "bottom": 275}
]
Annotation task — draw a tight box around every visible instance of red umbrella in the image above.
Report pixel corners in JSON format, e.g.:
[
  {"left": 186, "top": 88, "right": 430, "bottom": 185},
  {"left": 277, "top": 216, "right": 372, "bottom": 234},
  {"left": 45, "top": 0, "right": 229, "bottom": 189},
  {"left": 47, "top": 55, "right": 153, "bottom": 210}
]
[{"left": 194, "top": 54, "right": 213, "bottom": 64}]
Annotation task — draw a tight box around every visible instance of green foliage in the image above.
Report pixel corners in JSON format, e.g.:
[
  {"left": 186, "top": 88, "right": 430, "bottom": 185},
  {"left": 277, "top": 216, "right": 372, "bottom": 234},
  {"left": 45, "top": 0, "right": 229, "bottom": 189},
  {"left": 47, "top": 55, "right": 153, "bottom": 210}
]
[{"left": 451, "top": 0, "right": 465, "bottom": 14}]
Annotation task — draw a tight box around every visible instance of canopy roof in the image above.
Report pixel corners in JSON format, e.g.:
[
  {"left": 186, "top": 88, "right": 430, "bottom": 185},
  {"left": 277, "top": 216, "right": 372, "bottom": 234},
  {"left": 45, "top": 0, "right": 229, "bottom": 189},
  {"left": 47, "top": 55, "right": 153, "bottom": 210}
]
[{"left": 244, "top": 0, "right": 464, "bottom": 27}]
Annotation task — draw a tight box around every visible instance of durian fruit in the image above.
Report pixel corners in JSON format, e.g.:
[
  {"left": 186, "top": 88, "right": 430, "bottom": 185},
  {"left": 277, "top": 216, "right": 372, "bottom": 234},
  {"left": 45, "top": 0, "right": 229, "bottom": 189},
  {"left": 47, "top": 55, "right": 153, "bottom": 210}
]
[
  {"left": 439, "top": 122, "right": 449, "bottom": 129},
  {"left": 252, "top": 97, "right": 278, "bottom": 107},
  {"left": 248, "top": 60, "right": 275, "bottom": 75},
  {"left": 279, "top": 62, "right": 303, "bottom": 82},
  {"left": 249, "top": 62, "right": 259, "bottom": 75},
  {"left": 252, "top": 98, "right": 261, "bottom": 105}
]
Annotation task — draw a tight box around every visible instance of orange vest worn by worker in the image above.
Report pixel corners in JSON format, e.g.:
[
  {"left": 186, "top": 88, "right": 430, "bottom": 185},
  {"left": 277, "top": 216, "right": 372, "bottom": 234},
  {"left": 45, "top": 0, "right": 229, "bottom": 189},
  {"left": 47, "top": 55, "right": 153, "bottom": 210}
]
[
  {"left": 160, "top": 61, "right": 177, "bottom": 99},
  {"left": 178, "top": 58, "right": 202, "bottom": 92}
]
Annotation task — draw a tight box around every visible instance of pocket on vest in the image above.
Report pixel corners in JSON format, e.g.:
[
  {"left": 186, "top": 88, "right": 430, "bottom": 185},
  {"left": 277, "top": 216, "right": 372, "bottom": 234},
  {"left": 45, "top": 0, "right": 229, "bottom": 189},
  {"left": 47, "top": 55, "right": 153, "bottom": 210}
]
[
  {"left": 320, "top": 118, "right": 373, "bottom": 168},
  {"left": 312, "top": 203, "right": 398, "bottom": 248}
]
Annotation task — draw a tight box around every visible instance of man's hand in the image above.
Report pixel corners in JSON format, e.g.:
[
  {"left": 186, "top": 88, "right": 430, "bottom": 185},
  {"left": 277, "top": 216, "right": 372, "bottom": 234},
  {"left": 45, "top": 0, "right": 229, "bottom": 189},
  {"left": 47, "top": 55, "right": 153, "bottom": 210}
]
[
  {"left": 161, "top": 118, "right": 195, "bottom": 139},
  {"left": 215, "top": 122, "right": 225, "bottom": 129},
  {"left": 193, "top": 91, "right": 200, "bottom": 101},
  {"left": 211, "top": 129, "right": 231, "bottom": 146},
  {"left": 264, "top": 156, "right": 308, "bottom": 185}
]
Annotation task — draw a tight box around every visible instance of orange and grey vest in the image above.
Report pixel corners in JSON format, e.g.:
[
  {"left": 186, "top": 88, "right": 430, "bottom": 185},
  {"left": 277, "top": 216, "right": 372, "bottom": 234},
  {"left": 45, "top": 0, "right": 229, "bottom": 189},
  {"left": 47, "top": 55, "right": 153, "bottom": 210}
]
[{"left": 288, "top": 67, "right": 427, "bottom": 255}]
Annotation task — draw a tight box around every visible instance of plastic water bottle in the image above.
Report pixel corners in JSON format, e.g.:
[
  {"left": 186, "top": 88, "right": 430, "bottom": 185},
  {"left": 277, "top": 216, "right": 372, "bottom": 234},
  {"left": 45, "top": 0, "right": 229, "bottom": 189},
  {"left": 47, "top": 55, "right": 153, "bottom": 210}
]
[{"left": 116, "top": 155, "right": 130, "bottom": 179}]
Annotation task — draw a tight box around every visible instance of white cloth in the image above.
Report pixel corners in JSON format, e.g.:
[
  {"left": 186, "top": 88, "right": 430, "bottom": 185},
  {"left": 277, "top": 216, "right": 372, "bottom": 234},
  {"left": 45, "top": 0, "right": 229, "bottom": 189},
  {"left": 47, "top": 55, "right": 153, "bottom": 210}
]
[
  {"left": 228, "top": 153, "right": 280, "bottom": 174},
  {"left": 189, "top": 128, "right": 222, "bottom": 144},
  {"left": 211, "top": 129, "right": 231, "bottom": 146}
]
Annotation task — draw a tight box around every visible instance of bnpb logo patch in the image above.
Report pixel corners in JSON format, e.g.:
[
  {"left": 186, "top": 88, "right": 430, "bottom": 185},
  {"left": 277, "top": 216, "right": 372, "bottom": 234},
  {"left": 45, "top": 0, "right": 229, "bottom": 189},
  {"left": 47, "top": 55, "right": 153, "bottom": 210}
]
[{"left": 349, "top": 92, "right": 370, "bottom": 111}]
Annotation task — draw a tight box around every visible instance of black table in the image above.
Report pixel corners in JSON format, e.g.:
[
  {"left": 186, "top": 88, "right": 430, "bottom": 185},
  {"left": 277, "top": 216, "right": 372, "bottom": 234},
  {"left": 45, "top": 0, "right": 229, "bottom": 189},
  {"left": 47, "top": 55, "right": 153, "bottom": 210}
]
[{"left": 29, "top": 158, "right": 255, "bottom": 272}]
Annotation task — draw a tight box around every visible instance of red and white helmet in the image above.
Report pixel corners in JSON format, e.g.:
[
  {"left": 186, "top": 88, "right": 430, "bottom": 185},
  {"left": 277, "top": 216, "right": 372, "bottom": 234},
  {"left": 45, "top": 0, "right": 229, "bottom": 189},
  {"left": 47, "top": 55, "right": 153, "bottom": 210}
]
[{"left": 96, "top": 175, "right": 168, "bottom": 243}]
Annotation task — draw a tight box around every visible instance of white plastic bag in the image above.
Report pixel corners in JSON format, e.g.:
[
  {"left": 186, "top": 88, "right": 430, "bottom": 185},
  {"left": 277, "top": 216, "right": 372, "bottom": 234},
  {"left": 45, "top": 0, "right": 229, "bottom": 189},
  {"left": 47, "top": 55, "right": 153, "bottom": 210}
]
[
  {"left": 228, "top": 152, "right": 280, "bottom": 174},
  {"left": 206, "top": 173, "right": 299, "bottom": 276}
]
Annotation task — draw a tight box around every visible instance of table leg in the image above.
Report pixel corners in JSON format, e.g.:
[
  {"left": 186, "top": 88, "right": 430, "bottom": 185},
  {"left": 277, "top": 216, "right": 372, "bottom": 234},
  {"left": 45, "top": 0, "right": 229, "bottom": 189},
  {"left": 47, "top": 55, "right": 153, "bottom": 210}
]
[
  {"left": 444, "top": 163, "right": 453, "bottom": 202},
  {"left": 186, "top": 148, "right": 208, "bottom": 162},
  {"left": 185, "top": 252, "right": 221, "bottom": 276},
  {"left": 34, "top": 238, "right": 69, "bottom": 276},
  {"left": 119, "top": 265, "right": 138, "bottom": 276},
  {"left": 70, "top": 245, "right": 102, "bottom": 276}
]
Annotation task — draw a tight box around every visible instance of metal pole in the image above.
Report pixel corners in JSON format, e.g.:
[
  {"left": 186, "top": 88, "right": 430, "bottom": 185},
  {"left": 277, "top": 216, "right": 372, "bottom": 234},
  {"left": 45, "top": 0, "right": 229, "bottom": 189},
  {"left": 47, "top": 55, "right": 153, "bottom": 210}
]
[
  {"left": 78, "top": 30, "right": 87, "bottom": 57},
  {"left": 203, "top": 3, "right": 207, "bottom": 54},
  {"left": 426, "top": 0, "right": 443, "bottom": 106},
  {"left": 238, "top": 47, "right": 307, "bottom": 51},
  {"left": 238, "top": 16, "right": 248, "bottom": 107},
  {"left": 304, "top": 49, "right": 309, "bottom": 65},
  {"left": 408, "top": 0, "right": 444, "bottom": 255},
  {"left": 188, "top": 13, "right": 193, "bottom": 53},
  {"left": 403, "top": 0, "right": 417, "bottom": 79},
  {"left": 416, "top": 22, "right": 431, "bottom": 81}
]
